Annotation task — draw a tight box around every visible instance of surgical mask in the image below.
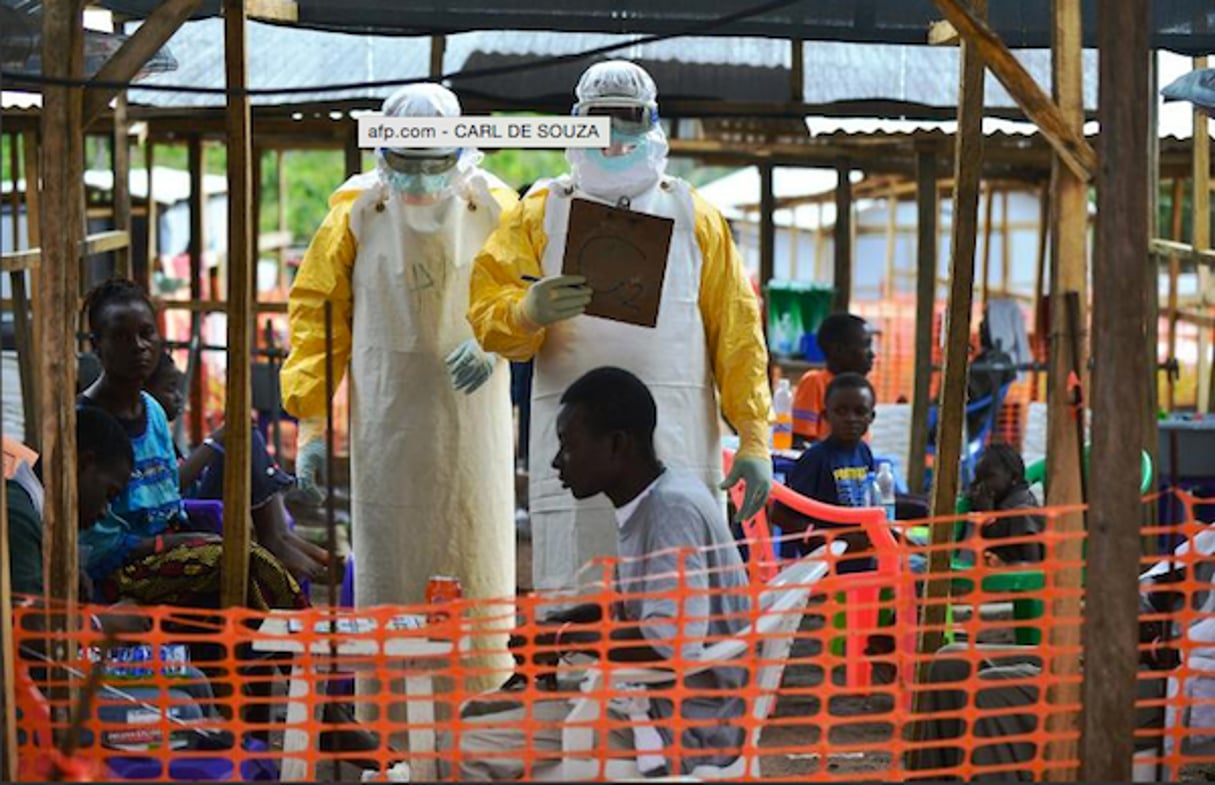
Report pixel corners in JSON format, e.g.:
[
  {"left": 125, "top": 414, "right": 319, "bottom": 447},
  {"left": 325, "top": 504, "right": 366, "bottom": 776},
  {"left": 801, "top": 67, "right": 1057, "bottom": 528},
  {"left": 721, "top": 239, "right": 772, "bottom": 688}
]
[
  {"left": 589, "top": 133, "right": 648, "bottom": 172},
  {"left": 385, "top": 170, "right": 452, "bottom": 198},
  {"left": 568, "top": 127, "right": 669, "bottom": 202}
]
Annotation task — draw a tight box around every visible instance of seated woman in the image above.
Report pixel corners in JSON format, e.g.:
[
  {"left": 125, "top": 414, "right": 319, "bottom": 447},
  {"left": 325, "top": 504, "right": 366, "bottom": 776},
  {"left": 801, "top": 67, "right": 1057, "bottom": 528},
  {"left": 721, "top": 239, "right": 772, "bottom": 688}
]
[
  {"left": 77, "top": 278, "right": 307, "bottom": 612},
  {"left": 966, "top": 444, "right": 1045, "bottom": 567},
  {"left": 144, "top": 351, "right": 326, "bottom": 582}
]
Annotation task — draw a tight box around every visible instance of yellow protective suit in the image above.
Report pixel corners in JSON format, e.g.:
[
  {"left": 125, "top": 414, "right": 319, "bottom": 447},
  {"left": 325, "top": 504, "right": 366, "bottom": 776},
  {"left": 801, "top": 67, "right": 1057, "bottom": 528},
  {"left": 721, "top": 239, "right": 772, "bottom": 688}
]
[
  {"left": 468, "top": 174, "right": 771, "bottom": 592},
  {"left": 282, "top": 169, "right": 518, "bottom": 692}
]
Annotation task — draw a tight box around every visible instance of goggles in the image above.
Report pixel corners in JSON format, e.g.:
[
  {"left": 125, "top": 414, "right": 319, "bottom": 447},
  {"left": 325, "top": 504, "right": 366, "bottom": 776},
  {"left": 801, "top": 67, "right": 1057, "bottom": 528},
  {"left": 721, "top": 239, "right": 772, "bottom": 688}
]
[
  {"left": 381, "top": 149, "right": 459, "bottom": 176},
  {"left": 572, "top": 98, "right": 658, "bottom": 136}
]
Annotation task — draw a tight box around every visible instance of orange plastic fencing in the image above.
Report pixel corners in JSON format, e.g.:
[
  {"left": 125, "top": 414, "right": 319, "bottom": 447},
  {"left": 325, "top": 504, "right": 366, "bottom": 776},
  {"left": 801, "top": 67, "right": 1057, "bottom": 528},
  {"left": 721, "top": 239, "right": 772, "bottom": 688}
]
[{"left": 12, "top": 490, "right": 1215, "bottom": 781}]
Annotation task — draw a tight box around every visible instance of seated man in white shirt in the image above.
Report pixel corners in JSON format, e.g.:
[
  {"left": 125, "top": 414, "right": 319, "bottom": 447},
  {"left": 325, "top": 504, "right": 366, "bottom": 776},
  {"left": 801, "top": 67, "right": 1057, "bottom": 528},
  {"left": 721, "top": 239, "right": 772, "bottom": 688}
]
[{"left": 438, "top": 366, "right": 752, "bottom": 780}]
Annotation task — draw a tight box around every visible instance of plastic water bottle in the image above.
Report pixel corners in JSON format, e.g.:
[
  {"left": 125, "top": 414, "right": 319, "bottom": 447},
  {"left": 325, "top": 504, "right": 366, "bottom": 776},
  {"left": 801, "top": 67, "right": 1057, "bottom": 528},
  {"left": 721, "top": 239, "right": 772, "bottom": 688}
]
[
  {"left": 876, "top": 461, "right": 897, "bottom": 522},
  {"left": 772, "top": 378, "right": 794, "bottom": 450}
]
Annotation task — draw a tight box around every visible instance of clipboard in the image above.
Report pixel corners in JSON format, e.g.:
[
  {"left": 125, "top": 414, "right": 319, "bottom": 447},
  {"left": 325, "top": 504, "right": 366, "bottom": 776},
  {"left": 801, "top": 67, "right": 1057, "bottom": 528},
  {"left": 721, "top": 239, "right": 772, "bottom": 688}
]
[{"left": 561, "top": 197, "right": 673, "bottom": 328}]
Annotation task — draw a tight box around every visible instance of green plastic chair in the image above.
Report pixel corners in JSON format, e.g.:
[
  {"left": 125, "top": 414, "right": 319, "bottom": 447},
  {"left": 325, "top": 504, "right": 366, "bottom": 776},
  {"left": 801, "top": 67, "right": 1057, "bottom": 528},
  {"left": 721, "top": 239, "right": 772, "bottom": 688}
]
[{"left": 909, "top": 448, "right": 1153, "bottom": 645}]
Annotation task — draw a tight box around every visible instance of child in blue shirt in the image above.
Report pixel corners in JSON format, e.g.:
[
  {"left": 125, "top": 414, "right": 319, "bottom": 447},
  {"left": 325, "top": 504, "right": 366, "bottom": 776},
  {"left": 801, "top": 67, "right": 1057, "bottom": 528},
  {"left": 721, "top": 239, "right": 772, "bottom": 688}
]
[{"left": 772, "top": 373, "right": 877, "bottom": 571}]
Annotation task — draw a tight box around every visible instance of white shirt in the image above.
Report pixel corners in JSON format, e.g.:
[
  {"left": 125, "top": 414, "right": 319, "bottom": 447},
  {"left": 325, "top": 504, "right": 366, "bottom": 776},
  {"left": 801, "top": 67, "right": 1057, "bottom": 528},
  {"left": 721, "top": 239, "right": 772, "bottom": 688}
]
[{"left": 613, "top": 473, "right": 664, "bottom": 529}]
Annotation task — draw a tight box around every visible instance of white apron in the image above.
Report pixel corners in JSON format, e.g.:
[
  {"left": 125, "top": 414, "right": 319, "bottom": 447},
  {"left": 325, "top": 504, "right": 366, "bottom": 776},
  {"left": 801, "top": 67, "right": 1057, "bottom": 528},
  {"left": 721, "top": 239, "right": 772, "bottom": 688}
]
[
  {"left": 530, "top": 174, "right": 721, "bottom": 593},
  {"left": 347, "top": 173, "right": 515, "bottom": 690}
]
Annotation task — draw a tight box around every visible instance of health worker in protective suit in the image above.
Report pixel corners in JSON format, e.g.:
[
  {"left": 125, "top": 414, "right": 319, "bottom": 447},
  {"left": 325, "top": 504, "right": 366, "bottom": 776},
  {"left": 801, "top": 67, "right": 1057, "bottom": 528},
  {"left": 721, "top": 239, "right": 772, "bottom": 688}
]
[
  {"left": 468, "top": 60, "right": 772, "bottom": 593},
  {"left": 281, "top": 84, "right": 516, "bottom": 690}
]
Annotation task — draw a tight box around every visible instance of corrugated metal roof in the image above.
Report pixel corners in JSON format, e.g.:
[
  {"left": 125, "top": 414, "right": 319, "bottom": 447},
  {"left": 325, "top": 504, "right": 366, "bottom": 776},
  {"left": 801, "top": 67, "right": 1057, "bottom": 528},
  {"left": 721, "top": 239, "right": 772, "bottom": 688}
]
[
  {"left": 92, "top": 1, "right": 1215, "bottom": 57},
  {"left": 126, "top": 18, "right": 430, "bottom": 109},
  {"left": 121, "top": 22, "right": 1097, "bottom": 119},
  {"left": 799, "top": 43, "right": 1098, "bottom": 115}
]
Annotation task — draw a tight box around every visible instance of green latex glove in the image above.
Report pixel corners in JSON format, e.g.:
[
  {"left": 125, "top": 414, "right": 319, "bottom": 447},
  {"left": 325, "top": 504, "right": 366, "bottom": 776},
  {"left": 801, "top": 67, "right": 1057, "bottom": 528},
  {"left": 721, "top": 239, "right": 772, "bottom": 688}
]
[
  {"left": 295, "top": 437, "right": 328, "bottom": 506},
  {"left": 522, "top": 275, "right": 591, "bottom": 327},
  {"left": 446, "top": 339, "right": 497, "bottom": 394},
  {"left": 720, "top": 455, "right": 773, "bottom": 522}
]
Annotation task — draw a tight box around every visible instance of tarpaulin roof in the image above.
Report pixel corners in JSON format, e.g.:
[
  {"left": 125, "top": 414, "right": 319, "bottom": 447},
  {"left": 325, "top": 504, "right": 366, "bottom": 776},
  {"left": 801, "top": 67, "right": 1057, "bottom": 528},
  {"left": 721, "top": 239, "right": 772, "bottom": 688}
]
[{"left": 93, "top": 0, "right": 1215, "bottom": 56}]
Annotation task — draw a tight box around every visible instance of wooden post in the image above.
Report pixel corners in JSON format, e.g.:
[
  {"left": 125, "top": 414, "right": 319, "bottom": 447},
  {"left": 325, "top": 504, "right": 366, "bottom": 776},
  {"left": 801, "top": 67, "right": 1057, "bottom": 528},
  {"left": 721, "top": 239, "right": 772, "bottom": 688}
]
[
  {"left": 1044, "top": 0, "right": 1088, "bottom": 774},
  {"left": 917, "top": 0, "right": 985, "bottom": 669},
  {"left": 833, "top": 163, "right": 852, "bottom": 313},
  {"left": 252, "top": 145, "right": 263, "bottom": 286},
  {"left": 759, "top": 162, "right": 775, "bottom": 335},
  {"left": 1194, "top": 56, "right": 1212, "bottom": 412},
  {"left": 143, "top": 140, "right": 157, "bottom": 290},
  {"left": 1033, "top": 180, "right": 1050, "bottom": 401},
  {"left": 22, "top": 131, "right": 42, "bottom": 439},
  {"left": 9, "top": 136, "right": 37, "bottom": 448},
  {"left": 345, "top": 121, "right": 362, "bottom": 179},
  {"left": 0, "top": 476, "right": 13, "bottom": 781},
  {"left": 39, "top": 0, "right": 83, "bottom": 666},
  {"left": 1083, "top": 0, "right": 1149, "bottom": 777},
  {"left": 884, "top": 195, "right": 898, "bottom": 300},
  {"left": 112, "top": 93, "right": 132, "bottom": 279},
  {"left": 814, "top": 202, "right": 826, "bottom": 281},
  {"left": 981, "top": 182, "right": 994, "bottom": 304},
  {"left": 1001, "top": 188, "right": 1012, "bottom": 295},
  {"left": 430, "top": 34, "right": 446, "bottom": 78},
  {"left": 188, "top": 136, "right": 206, "bottom": 446},
  {"left": 909, "top": 148, "right": 938, "bottom": 495},
  {"left": 790, "top": 39, "right": 804, "bottom": 103},
  {"left": 1167, "top": 178, "right": 1184, "bottom": 410},
  {"left": 276, "top": 148, "right": 288, "bottom": 283},
  {"left": 220, "top": 0, "right": 253, "bottom": 609},
  {"left": 1144, "top": 49, "right": 1161, "bottom": 546}
]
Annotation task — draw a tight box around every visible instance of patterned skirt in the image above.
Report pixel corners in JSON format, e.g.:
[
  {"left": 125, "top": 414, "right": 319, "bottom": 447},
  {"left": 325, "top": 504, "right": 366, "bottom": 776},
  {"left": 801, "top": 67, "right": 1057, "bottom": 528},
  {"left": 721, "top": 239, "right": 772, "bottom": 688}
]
[{"left": 103, "top": 531, "right": 308, "bottom": 611}]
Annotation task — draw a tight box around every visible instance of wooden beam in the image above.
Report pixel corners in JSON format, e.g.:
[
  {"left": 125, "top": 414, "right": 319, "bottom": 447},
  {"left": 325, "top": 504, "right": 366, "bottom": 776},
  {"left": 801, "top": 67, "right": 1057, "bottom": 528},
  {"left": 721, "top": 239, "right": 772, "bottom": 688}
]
[
  {"left": 83, "top": 0, "right": 205, "bottom": 129},
  {"left": 917, "top": 0, "right": 986, "bottom": 682},
  {"left": 188, "top": 136, "right": 206, "bottom": 447},
  {"left": 1150, "top": 238, "right": 1215, "bottom": 265},
  {"left": 220, "top": 0, "right": 253, "bottom": 609},
  {"left": 909, "top": 148, "right": 938, "bottom": 495},
  {"left": 112, "top": 93, "right": 132, "bottom": 279},
  {"left": 1083, "top": 0, "right": 1149, "bottom": 777},
  {"left": 39, "top": 0, "right": 83, "bottom": 668},
  {"left": 832, "top": 163, "right": 852, "bottom": 313},
  {"left": 1043, "top": 0, "right": 1088, "bottom": 774},
  {"left": 1, "top": 231, "right": 131, "bottom": 271},
  {"left": 759, "top": 163, "right": 776, "bottom": 328},
  {"left": 159, "top": 299, "right": 288, "bottom": 314},
  {"left": 932, "top": 0, "right": 1097, "bottom": 181}
]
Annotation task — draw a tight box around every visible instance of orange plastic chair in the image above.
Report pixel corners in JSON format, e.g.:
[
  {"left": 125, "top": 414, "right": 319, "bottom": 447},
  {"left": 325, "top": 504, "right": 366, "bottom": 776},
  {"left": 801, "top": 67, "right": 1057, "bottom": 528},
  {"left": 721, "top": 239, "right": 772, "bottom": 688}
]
[{"left": 723, "top": 448, "right": 908, "bottom": 687}]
